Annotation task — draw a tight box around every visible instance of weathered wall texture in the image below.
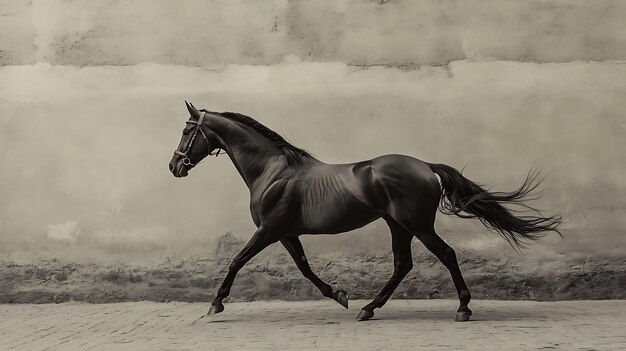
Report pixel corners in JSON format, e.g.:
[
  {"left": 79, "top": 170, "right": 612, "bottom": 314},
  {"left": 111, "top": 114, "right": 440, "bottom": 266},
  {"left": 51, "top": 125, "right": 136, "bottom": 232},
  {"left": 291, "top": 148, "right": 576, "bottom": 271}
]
[
  {"left": 1, "top": 1, "right": 625, "bottom": 262},
  {"left": 2, "top": 0, "right": 626, "bottom": 66}
]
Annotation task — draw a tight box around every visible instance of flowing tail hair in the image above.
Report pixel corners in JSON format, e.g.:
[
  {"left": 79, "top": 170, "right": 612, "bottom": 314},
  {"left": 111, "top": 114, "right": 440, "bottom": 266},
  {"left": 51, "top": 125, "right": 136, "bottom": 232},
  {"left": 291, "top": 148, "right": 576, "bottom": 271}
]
[{"left": 428, "top": 163, "right": 562, "bottom": 249}]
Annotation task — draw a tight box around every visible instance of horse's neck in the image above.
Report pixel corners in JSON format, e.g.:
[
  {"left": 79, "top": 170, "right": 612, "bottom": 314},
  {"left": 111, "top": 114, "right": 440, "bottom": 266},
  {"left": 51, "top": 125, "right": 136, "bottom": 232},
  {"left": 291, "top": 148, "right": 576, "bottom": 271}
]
[
  {"left": 209, "top": 118, "right": 286, "bottom": 188},
  {"left": 228, "top": 148, "right": 285, "bottom": 189}
]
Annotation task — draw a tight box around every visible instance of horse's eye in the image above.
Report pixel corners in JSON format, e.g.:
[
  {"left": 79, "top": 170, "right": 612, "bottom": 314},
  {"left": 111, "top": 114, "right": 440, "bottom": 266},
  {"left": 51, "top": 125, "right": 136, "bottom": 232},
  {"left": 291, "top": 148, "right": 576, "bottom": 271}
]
[{"left": 183, "top": 129, "right": 190, "bottom": 135}]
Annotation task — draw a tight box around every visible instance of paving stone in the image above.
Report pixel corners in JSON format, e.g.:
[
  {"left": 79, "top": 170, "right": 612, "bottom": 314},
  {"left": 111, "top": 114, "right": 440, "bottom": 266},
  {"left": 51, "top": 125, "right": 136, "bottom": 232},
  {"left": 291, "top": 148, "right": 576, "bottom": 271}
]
[{"left": 1, "top": 300, "right": 625, "bottom": 350}]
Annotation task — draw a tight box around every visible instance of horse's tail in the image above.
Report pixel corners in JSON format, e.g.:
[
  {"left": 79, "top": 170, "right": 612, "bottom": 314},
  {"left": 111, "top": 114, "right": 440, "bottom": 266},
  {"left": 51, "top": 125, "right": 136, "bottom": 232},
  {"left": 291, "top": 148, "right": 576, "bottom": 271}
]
[{"left": 427, "top": 163, "right": 562, "bottom": 249}]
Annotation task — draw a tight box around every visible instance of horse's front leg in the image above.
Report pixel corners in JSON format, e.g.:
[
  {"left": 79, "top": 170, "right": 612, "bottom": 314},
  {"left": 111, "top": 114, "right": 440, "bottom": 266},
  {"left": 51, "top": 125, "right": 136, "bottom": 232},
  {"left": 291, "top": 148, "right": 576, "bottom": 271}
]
[
  {"left": 281, "top": 236, "right": 348, "bottom": 308},
  {"left": 208, "top": 228, "right": 278, "bottom": 315}
]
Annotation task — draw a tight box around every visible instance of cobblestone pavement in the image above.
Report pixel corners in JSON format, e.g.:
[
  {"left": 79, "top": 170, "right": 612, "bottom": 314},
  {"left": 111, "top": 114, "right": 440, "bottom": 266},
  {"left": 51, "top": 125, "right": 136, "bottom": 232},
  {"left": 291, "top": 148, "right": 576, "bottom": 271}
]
[{"left": 1, "top": 300, "right": 625, "bottom": 350}]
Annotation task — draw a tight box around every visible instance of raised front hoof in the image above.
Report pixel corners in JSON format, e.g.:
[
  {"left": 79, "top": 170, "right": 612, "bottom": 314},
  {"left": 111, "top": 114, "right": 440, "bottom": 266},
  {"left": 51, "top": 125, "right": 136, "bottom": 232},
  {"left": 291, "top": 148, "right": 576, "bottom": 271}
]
[
  {"left": 356, "top": 309, "right": 374, "bottom": 321},
  {"left": 332, "top": 290, "right": 349, "bottom": 309},
  {"left": 455, "top": 310, "right": 472, "bottom": 322},
  {"left": 208, "top": 303, "right": 224, "bottom": 315}
]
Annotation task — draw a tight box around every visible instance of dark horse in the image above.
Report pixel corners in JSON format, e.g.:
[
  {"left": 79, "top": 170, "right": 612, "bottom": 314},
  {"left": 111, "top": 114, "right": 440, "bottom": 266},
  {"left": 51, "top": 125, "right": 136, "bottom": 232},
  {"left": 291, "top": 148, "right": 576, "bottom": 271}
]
[{"left": 169, "top": 102, "right": 561, "bottom": 322}]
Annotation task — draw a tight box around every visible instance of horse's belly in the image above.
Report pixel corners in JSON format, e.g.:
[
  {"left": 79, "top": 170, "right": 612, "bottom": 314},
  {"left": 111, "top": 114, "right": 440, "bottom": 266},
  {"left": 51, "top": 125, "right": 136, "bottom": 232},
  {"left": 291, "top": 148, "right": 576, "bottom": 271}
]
[{"left": 300, "top": 196, "right": 381, "bottom": 234}]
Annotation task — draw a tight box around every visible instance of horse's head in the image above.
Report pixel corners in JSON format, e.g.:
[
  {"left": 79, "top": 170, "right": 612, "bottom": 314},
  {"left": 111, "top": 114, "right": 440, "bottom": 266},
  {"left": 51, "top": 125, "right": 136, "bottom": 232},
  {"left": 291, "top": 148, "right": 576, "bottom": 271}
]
[{"left": 169, "top": 102, "right": 223, "bottom": 177}]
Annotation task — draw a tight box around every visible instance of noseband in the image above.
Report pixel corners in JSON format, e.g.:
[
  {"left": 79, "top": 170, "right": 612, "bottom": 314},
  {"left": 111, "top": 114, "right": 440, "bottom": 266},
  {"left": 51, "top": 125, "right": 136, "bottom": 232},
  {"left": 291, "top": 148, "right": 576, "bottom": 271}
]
[{"left": 174, "top": 111, "right": 220, "bottom": 167}]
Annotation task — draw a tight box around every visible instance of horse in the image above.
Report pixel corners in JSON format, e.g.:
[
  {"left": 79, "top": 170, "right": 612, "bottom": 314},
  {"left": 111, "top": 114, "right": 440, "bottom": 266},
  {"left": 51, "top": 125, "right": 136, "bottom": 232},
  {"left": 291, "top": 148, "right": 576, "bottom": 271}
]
[{"left": 168, "top": 102, "right": 561, "bottom": 322}]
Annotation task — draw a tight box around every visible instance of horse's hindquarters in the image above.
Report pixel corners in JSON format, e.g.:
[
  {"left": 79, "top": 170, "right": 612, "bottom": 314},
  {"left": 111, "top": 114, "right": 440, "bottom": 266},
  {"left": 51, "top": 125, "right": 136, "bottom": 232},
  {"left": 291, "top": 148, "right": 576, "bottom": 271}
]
[{"left": 364, "top": 155, "right": 442, "bottom": 232}]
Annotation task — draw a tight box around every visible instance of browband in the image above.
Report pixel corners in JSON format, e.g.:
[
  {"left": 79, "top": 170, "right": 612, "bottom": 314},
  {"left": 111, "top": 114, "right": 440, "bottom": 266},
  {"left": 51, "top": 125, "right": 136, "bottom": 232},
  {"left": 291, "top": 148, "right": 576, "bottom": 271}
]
[{"left": 198, "top": 111, "right": 205, "bottom": 125}]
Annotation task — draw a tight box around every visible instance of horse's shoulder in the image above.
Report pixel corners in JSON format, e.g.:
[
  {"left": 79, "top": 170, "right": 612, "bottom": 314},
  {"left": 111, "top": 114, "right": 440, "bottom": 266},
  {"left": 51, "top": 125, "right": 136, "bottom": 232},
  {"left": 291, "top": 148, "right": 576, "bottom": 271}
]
[{"left": 258, "top": 178, "right": 290, "bottom": 205}]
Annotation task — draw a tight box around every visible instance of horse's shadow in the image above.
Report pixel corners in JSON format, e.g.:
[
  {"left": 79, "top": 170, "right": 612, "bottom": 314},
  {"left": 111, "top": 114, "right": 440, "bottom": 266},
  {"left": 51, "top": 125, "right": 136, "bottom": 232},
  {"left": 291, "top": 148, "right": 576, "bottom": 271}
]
[
  {"left": 376, "top": 307, "right": 552, "bottom": 322},
  {"left": 198, "top": 305, "right": 553, "bottom": 324}
]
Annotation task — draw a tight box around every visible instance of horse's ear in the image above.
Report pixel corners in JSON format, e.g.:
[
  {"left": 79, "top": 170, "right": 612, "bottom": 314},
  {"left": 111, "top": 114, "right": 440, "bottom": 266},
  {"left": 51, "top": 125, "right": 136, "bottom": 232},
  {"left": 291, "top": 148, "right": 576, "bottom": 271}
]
[{"left": 185, "top": 101, "right": 199, "bottom": 118}]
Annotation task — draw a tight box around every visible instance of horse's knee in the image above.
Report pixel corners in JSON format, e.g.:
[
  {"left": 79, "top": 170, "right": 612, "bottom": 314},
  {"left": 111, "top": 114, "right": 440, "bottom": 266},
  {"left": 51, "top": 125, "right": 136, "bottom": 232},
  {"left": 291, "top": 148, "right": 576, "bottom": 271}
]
[{"left": 394, "top": 260, "right": 413, "bottom": 276}]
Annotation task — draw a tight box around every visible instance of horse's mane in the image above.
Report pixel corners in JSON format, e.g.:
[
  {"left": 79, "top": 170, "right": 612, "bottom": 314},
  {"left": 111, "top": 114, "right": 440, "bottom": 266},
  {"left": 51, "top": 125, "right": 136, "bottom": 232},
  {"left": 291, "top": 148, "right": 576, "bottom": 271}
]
[{"left": 200, "top": 109, "right": 313, "bottom": 166}]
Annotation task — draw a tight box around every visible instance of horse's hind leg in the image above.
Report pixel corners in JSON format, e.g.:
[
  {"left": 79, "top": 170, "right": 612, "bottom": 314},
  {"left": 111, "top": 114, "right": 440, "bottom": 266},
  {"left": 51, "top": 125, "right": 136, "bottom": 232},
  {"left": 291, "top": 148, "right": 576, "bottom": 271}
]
[
  {"left": 281, "top": 237, "right": 348, "bottom": 308},
  {"left": 356, "top": 216, "right": 413, "bottom": 321},
  {"left": 415, "top": 226, "right": 472, "bottom": 322}
]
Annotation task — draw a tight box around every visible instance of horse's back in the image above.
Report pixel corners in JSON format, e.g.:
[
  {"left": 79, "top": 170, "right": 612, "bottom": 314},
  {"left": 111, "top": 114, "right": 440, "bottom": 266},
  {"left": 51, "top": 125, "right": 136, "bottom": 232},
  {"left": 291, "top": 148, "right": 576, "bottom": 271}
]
[{"left": 291, "top": 155, "right": 440, "bottom": 234}]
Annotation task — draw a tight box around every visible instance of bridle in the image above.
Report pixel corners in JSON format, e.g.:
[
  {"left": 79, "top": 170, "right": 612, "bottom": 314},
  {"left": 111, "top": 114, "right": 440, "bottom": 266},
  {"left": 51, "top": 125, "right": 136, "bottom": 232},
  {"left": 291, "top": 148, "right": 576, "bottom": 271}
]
[{"left": 174, "top": 111, "right": 220, "bottom": 167}]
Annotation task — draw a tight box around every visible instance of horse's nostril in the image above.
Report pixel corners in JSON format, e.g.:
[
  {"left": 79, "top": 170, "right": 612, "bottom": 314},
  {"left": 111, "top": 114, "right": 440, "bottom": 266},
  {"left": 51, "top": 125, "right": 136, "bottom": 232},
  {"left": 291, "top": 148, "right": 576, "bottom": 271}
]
[{"left": 169, "top": 163, "right": 174, "bottom": 172}]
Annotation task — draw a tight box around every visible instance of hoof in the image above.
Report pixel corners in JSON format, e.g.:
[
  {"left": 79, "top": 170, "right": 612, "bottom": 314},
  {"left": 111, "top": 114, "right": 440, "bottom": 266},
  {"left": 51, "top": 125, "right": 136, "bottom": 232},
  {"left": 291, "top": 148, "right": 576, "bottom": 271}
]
[
  {"left": 332, "top": 290, "right": 349, "bottom": 309},
  {"left": 455, "top": 309, "right": 472, "bottom": 322},
  {"left": 356, "top": 309, "right": 374, "bottom": 321},
  {"left": 208, "top": 302, "right": 224, "bottom": 315}
]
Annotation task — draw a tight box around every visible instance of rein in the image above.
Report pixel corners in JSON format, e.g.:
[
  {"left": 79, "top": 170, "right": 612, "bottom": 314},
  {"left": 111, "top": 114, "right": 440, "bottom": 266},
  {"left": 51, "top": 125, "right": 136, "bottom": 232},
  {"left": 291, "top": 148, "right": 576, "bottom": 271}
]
[{"left": 174, "top": 111, "right": 220, "bottom": 167}]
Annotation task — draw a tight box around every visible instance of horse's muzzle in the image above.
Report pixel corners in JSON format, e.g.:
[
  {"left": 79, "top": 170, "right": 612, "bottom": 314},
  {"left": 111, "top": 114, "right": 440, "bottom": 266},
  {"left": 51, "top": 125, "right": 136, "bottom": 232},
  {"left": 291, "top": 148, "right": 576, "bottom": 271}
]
[{"left": 169, "top": 160, "right": 189, "bottom": 178}]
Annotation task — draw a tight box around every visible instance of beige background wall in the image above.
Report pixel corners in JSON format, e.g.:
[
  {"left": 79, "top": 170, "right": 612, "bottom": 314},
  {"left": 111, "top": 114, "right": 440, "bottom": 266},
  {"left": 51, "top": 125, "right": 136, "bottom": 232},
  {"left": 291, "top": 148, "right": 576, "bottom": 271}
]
[
  {"left": 1, "top": 0, "right": 625, "bottom": 261},
  {"left": 3, "top": 0, "right": 626, "bottom": 66}
]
